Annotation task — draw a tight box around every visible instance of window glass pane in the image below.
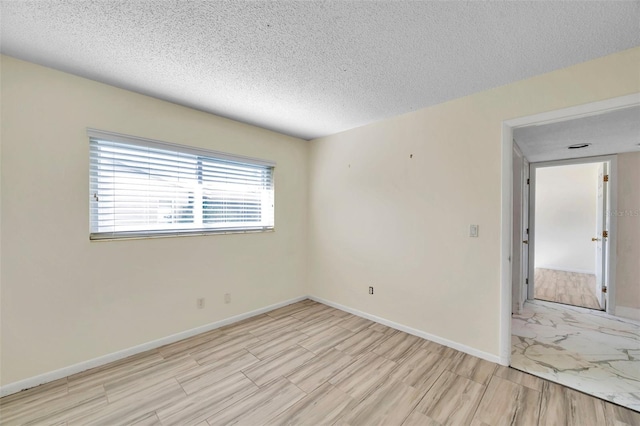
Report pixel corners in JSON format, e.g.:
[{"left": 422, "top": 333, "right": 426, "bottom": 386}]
[{"left": 89, "top": 133, "right": 274, "bottom": 239}]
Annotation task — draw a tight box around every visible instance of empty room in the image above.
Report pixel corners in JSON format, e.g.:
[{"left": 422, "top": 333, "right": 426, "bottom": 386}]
[{"left": 1, "top": 2, "right": 639, "bottom": 426}]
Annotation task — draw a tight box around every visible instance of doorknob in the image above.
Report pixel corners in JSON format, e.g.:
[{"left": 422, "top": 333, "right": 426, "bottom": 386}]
[
  {"left": 592, "top": 237, "right": 601, "bottom": 242},
  {"left": 523, "top": 240, "right": 528, "bottom": 244}
]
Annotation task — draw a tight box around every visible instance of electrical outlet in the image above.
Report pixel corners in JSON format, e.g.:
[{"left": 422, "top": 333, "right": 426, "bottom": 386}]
[
  {"left": 469, "top": 224, "right": 479, "bottom": 238},
  {"left": 197, "top": 298, "right": 205, "bottom": 309},
  {"left": 369, "top": 286, "right": 374, "bottom": 295},
  {"left": 224, "top": 293, "right": 231, "bottom": 304}
]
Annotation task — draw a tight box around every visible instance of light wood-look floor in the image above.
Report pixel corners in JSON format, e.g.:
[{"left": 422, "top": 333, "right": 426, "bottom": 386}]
[
  {"left": 534, "top": 268, "right": 602, "bottom": 310},
  {"left": 2, "top": 299, "right": 638, "bottom": 425}
]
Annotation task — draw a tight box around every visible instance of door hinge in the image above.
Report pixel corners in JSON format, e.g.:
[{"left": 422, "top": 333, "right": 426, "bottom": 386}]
[
  {"left": 602, "top": 286, "right": 607, "bottom": 293},
  {"left": 603, "top": 174, "right": 609, "bottom": 182},
  {"left": 527, "top": 178, "right": 530, "bottom": 185},
  {"left": 525, "top": 278, "right": 529, "bottom": 284},
  {"left": 603, "top": 230, "right": 609, "bottom": 238},
  {"left": 526, "top": 228, "right": 529, "bottom": 235}
]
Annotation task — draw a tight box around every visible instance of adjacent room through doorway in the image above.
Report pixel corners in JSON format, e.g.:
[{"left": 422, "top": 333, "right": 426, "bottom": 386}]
[
  {"left": 508, "top": 101, "right": 640, "bottom": 412},
  {"left": 533, "top": 162, "right": 606, "bottom": 311}
]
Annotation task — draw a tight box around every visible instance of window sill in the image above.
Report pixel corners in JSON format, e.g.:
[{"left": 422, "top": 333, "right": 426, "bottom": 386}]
[{"left": 90, "top": 228, "right": 275, "bottom": 242}]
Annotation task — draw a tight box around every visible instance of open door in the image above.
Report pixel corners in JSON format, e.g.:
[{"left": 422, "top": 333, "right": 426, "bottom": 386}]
[
  {"left": 512, "top": 145, "right": 523, "bottom": 313},
  {"left": 522, "top": 159, "right": 530, "bottom": 304},
  {"left": 512, "top": 145, "right": 531, "bottom": 313},
  {"left": 595, "top": 163, "right": 608, "bottom": 310}
]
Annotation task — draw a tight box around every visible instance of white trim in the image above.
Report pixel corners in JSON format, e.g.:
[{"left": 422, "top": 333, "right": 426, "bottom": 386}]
[
  {"left": 309, "top": 295, "right": 504, "bottom": 365},
  {"left": 511, "top": 144, "right": 524, "bottom": 315},
  {"left": 521, "top": 157, "right": 530, "bottom": 311},
  {"left": 0, "top": 295, "right": 307, "bottom": 398},
  {"left": 528, "top": 165, "right": 537, "bottom": 301},
  {"left": 1, "top": 293, "right": 507, "bottom": 397},
  {"left": 527, "top": 155, "right": 619, "bottom": 168},
  {"left": 500, "top": 123, "right": 514, "bottom": 365},
  {"left": 505, "top": 93, "right": 640, "bottom": 129},
  {"left": 500, "top": 94, "right": 638, "bottom": 367},
  {"left": 607, "top": 156, "right": 618, "bottom": 315},
  {"left": 615, "top": 306, "right": 640, "bottom": 322}
]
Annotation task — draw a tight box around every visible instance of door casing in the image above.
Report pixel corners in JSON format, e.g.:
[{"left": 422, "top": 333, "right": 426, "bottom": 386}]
[
  {"left": 511, "top": 145, "right": 530, "bottom": 315},
  {"left": 595, "top": 162, "right": 607, "bottom": 309},
  {"left": 511, "top": 144, "right": 524, "bottom": 314}
]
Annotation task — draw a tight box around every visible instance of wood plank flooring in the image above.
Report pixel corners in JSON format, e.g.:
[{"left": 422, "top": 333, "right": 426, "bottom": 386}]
[
  {"left": 2, "top": 299, "right": 638, "bottom": 425},
  {"left": 534, "top": 268, "right": 601, "bottom": 310}
]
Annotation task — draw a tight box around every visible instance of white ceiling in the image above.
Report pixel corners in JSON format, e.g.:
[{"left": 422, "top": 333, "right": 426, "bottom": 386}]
[
  {"left": 1, "top": 2, "right": 639, "bottom": 140},
  {"left": 514, "top": 106, "right": 640, "bottom": 163}
]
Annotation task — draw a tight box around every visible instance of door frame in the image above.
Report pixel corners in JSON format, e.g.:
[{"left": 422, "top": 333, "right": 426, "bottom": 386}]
[
  {"left": 498, "top": 93, "right": 639, "bottom": 365},
  {"left": 521, "top": 157, "right": 530, "bottom": 311},
  {"left": 527, "top": 156, "right": 617, "bottom": 312},
  {"left": 511, "top": 144, "right": 524, "bottom": 314},
  {"left": 511, "top": 144, "right": 530, "bottom": 315}
]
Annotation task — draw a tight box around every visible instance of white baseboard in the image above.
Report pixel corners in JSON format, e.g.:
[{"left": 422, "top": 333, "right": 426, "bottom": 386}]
[
  {"left": 615, "top": 306, "right": 640, "bottom": 322},
  {"left": 2, "top": 293, "right": 507, "bottom": 398},
  {"left": 0, "top": 295, "right": 308, "bottom": 398},
  {"left": 308, "top": 295, "right": 503, "bottom": 365}
]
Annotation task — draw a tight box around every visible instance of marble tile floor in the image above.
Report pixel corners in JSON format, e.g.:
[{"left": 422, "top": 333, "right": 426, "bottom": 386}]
[
  {"left": 534, "top": 268, "right": 601, "bottom": 310},
  {"left": 512, "top": 299, "right": 640, "bottom": 412}
]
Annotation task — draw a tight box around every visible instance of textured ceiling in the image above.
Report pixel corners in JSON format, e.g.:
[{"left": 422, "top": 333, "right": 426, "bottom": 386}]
[
  {"left": 514, "top": 106, "right": 640, "bottom": 162},
  {"left": 1, "top": 1, "right": 639, "bottom": 140}
]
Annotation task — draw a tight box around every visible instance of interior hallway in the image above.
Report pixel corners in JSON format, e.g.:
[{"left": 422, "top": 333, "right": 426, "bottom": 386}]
[
  {"left": 512, "top": 299, "right": 640, "bottom": 412},
  {"left": 534, "top": 268, "right": 601, "bottom": 310}
]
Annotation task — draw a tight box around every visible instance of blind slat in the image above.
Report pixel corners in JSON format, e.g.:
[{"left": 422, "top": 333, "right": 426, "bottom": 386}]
[{"left": 89, "top": 132, "right": 275, "bottom": 239}]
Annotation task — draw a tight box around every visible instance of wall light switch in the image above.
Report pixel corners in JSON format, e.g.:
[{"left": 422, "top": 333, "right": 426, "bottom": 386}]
[{"left": 469, "top": 224, "right": 479, "bottom": 238}]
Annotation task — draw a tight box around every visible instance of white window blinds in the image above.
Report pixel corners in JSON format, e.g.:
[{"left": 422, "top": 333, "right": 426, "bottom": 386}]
[{"left": 89, "top": 130, "right": 275, "bottom": 240}]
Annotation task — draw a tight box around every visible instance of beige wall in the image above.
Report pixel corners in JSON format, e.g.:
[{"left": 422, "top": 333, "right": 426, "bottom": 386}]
[
  {"left": 616, "top": 152, "right": 640, "bottom": 314},
  {"left": 308, "top": 47, "right": 640, "bottom": 357},
  {"left": 0, "top": 56, "right": 309, "bottom": 385},
  {"left": 2, "top": 47, "right": 639, "bottom": 386},
  {"left": 535, "top": 163, "right": 600, "bottom": 274}
]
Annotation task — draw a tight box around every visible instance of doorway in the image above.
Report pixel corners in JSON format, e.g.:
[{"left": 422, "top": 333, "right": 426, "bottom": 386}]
[
  {"left": 530, "top": 160, "right": 611, "bottom": 311},
  {"left": 501, "top": 96, "right": 639, "bottom": 357},
  {"left": 499, "top": 94, "right": 640, "bottom": 412}
]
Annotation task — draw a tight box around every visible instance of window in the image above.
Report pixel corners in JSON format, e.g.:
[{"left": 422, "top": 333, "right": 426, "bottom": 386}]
[{"left": 89, "top": 129, "right": 275, "bottom": 240}]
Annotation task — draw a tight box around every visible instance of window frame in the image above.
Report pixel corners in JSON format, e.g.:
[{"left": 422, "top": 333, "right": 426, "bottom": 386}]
[{"left": 88, "top": 129, "right": 276, "bottom": 241}]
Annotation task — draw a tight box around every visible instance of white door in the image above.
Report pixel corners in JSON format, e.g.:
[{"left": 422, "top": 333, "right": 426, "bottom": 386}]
[
  {"left": 512, "top": 146, "right": 523, "bottom": 313},
  {"left": 522, "top": 159, "right": 530, "bottom": 304},
  {"left": 595, "top": 162, "right": 608, "bottom": 310}
]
